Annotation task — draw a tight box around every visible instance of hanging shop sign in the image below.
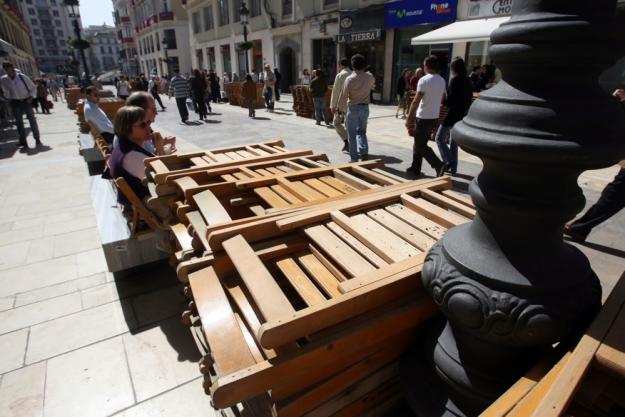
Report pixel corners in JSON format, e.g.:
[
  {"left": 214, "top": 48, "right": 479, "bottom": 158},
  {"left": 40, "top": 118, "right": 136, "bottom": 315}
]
[
  {"left": 460, "top": 0, "right": 513, "bottom": 19},
  {"left": 384, "top": 0, "right": 458, "bottom": 29}
]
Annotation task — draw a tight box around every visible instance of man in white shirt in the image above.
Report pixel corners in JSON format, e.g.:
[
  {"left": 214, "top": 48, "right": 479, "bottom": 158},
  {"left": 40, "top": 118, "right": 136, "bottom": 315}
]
[
  {"left": 0, "top": 61, "right": 41, "bottom": 148},
  {"left": 84, "top": 86, "right": 115, "bottom": 143},
  {"left": 259, "top": 64, "right": 276, "bottom": 112},
  {"left": 330, "top": 58, "right": 352, "bottom": 153},
  {"left": 405, "top": 55, "right": 446, "bottom": 177}
]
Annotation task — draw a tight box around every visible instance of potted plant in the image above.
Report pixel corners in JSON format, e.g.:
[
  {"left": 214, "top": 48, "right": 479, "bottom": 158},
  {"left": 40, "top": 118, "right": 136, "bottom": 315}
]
[{"left": 237, "top": 41, "right": 253, "bottom": 51}]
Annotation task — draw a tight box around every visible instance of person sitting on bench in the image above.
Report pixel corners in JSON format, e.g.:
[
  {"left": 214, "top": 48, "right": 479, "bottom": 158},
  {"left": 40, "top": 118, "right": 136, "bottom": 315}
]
[
  {"left": 84, "top": 86, "right": 115, "bottom": 144},
  {"left": 114, "top": 91, "right": 176, "bottom": 155},
  {"left": 109, "top": 105, "right": 154, "bottom": 212}
]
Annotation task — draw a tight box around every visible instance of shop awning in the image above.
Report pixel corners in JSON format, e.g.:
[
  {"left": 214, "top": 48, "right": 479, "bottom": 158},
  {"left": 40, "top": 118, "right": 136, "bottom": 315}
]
[
  {"left": 410, "top": 16, "right": 510, "bottom": 45},
  {"left": 0, "top": 39, "right": 16, "bottom": 57}
]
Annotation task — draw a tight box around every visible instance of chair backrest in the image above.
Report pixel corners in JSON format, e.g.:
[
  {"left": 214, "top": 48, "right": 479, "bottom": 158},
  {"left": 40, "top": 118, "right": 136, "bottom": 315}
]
[{"left": 114, "top": 177, "right": 162, "bottom": 231}]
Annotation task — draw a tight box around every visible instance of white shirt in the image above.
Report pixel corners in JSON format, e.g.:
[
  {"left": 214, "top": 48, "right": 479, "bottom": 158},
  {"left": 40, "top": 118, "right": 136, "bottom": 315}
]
[
  {"left": 84, "top": 100, "right": 114, "bottom": 134},
  {"left": 416, "top": 73, "right": 446, "bottom": 119},
  {"left": 123, "top": 151, "right": 148, "bottom": 179},
  {"left": 0, "top": 71, "right": 36, "bottom": 100},
  {"left": 117, "top": 81, "right": 130, "bottom": 96}
]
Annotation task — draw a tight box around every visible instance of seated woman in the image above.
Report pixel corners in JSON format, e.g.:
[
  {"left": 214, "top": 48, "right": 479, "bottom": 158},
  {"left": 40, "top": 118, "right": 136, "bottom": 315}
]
[{"left": 109, "top": 105, "right": 154, "bottom": 212}]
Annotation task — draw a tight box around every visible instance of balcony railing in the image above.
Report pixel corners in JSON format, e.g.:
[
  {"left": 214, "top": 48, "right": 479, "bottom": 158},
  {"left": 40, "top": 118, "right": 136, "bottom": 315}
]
[
  {"left": 159, "top": 11, "right": 174, "bottom": 21},
  {"left": 121, "top": 16, "right": 131, "bottom": 23}
]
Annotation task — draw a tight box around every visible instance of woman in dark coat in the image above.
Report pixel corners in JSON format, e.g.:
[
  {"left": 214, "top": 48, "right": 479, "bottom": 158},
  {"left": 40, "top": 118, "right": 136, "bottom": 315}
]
[
  {"left": 189, "top": 69, "right": 207, "bottom": 120},
  {"left": 208, "top": 70, "right": 220, "bottom": 103},
  {"left": 434, "top": 58, "right": 473, "bottom": 175}
]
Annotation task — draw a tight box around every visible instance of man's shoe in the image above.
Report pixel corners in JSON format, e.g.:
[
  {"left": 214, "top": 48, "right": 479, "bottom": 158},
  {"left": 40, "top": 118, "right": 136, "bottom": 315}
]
[
  {"left": 35, "top": 140, "right": 43, "bottom": 147},
  {"left": 315, "top": 122, "right": 321, "bottom": 125},
  {"left": 16, "top": 142, "right": 27, "bottom": 148},
  {"left": 341, "top": 142, "right": 349, "bottom": 153},
  {"left": 436, "top": 164, "right": 448, "bottom": 177},
  {"left": 360, "top": 154, "right": 369, "bottom": 161},
  {"left": 406, "top": 166, "right": 420, "bottom": 175},
  {"left": 563, "top": 224, "right": 588, "bottom": 243}
]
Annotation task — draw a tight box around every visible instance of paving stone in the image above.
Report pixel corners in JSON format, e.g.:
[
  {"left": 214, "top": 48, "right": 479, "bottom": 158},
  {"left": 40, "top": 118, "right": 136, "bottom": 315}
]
[
  {"left": 43, "top": 216, "right": 97, "bottom": 237},
  {"left": 0, "top": 241, "right": 29, "bottom": 271},
  {"left": 81, "top": 282, "right": 120, "bottom": 309},
  {"left": 0, "top": 362, "right": 46, "bottom": 417},
  {"left": 123, "top": 316, "right": 201, "bottom": 401},
  {"left": 0, "top": 292, "right": 82, "bottom": 336},
  {"left": 0, "top": 255, "right": 78, "bottom": 298},
  {"left": 53, "top": 228, "right": 101, "bottom": 258},
  {"left": 0, "top": 329, "right": 28, "bottom": 374},
  {"left": 110, "top": 378, "right": 217, "bottom": 417},
  {"left": 0, "top": 222, "right": 12, "bottom": 233},
  {"left": 14, "top": 273, "right": 106, "bottom": 307},
  {"left": 44, "top": 337, "right": 135, "bottom": 417},
  {"left": 0, "top": 226, "right": 44, "bottom": 247},
  {"left": 26, "top": 301, "right": 136, "bottom": 364},
  {"left": 76, "top": 248, "right": 108, "bottom": 278},
  {"left": 25, "top": 236, "right": 55, "bottom": 264},
  {"left": 0, "top": 296, "right": 14, "bottom": 312}
]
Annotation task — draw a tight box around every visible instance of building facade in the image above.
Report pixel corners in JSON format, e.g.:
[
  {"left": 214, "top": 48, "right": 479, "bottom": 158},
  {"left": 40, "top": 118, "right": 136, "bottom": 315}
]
[
  {"left": 84, "top": 24, "right": 120, "bottom": 74},
  {"left": 18, "top": 0, "right": 77, "bottom": 75},
  {"left": 0, "top": 0, "right": 38, "bottom": 77},
  {"left": 133, "top": 0, "right": 191, "bottom": 77},
  {"left": 112, "top": 0, "right": 139, "bottom": 77}
]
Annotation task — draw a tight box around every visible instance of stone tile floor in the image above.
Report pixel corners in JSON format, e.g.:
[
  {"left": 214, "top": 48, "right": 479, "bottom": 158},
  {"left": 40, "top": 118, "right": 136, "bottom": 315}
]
[{"left": 0, "top": 91, "right": 622, "bottom": 417}]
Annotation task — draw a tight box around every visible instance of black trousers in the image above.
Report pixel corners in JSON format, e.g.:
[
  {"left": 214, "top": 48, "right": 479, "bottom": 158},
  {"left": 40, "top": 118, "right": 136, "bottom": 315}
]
[
  {"left": 193, "top": 92, "right": 207, "bottom": 119},
  {"left": 411, "top": 118, "right": 443, "bottom": 173},
  {"left": 569, "top": 168, "right": 625, "bottom": 237},
  {"left": 151, "top": 91, "right": 165, "bottom": 109},
  {"left": 175, "top": 97, "right": 188, "bottom": 122}
]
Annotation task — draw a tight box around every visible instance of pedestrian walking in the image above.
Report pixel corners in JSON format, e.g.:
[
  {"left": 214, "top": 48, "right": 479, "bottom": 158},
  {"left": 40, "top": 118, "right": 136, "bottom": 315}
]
[
  {"left": 241, "top": 74, "right": 258, "bottom": 118},
  {"left": 148, "top": 75, "right": 166, "bottom": 111},
  {"left": 274, "top": 68, "right": 282, "bottom": 101},
  {"left": 208, "top": 70, "right": 220, "bottom": 103},
  {"left": 301, "top": 69, "right": 311, "bottom": 86},
  {"left": 337, "top": 54, "right": 375, "bottom": 162},
  {"left": 434, "top": 57, "right": 473, "bottom": 175},
  {"left": 0, "top": 61, "right": 42, "bottom": 148},
  {"left": 366, "top": 66, "right": 376, "bottom": 104},
  {"left": 405, "top": 55, "right": 447, "bottom": 177},
  {"left": 310, "top": 69, "right": 330, "bottom": 126},
  {"left": 395, "top": 68, "right": 411, "bottom": 119},
  {"left": 36, "top": 79, "right": 50, "bottom": 114},
  {"left": 260, "top": 64, "right": 276, "bottom": 112},
  {"left": 117, "top": 76, "right": 130, "bottom": 100},
  {"left": 330, "top": 58, "right": 352, "bottom": 153},
  {"left": 410, "top": 68, "right": 424, "bottom": 91},
  {"left": 168, "top": 68, "right": 190, "bottom": 123},
  {"left": 189, "top": 69, "right": 208, "bottom": 120}
]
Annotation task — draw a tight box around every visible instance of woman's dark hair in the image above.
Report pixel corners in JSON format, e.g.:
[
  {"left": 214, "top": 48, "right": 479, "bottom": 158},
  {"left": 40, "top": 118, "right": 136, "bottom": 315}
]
[
  {"left": 351, "top": 54, "right": 365, "bottom": 71},
  {"left": 193, "top": 69, "right": 201, "bottom": 77},
  {"left": 114, "top": 106, "right": 146, "bottom": 140},
  {"left": 450, "top": 58, "right": 467, "bottom": 77},
  {"left": 245, "top": 74, "right": 252, "bottom": 81}
]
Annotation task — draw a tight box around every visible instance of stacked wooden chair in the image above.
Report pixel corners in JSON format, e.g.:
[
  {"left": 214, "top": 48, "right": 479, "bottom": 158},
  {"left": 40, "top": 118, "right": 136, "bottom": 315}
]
[{"left": 76, "top": 97, "right": 125, "bottom": 133}]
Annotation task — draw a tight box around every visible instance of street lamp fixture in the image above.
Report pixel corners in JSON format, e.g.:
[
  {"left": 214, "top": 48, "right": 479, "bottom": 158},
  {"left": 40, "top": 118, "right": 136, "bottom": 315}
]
[
  {"left": 64, "top": 0, "right": 91, "bottom": 86},
  {"left": 239, "top": 2, "right": 250, "bottom": 74}
]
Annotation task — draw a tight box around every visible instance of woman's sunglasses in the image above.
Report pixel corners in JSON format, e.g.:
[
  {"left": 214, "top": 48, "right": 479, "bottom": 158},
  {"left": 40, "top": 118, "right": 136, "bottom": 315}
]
[{"left": 134, "top": 121, "right": 151, "bottom": 129}]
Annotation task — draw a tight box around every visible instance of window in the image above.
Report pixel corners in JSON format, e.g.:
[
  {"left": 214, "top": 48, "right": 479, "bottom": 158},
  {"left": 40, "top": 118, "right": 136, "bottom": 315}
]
[
  {"left": 156, "top": 32, "right": 160, "bottom": 50},
  {"left": 207, "top": 47, "right": 215, "bottom": 70},
  {"left": 39, "top": 49, "right": 45, "bottom": 55},
  {"left": 35, "top": 39, "right": 42, "bottom": 46},
  {"left": 58, "top": 39, "right": 64, "bottom": 46},
  {"left": 282, "top": 0, "right": 292, "bottom": 17},
  {"left": 55, "top": 20, "right": 61, "bottom": 27},
  {"left": 33, "top": 29, "right": 40, "bottom": 35},
  {"left": 192, "top": 11, "right": 201, "bottom": 34},
  {"left": 28, "top": 8, "right": 35, "bottom": 15},
  {"left": 108, "top": 46, "right": 113, "bottom": 53},
  {"left": 31, "top": 18, "right": 37, "bottom": 24},
  {"left": 233, "top": 0, "right": 241, "bottom": 22},
  {"left": 203, "top": 6, "right": 214, "bottom": 31},
  {"left": 52, "top": 10, "right": 59, "bottom": 16},
  {"left": 218, "top": 0, "right": 229, "bottom": 26},
  {"left": 101, "top": 46, "right": 106, "bottom": 53},
  {"left": 26, "top": 0, "right": 32, "bottom": 3},
  {"left": 221, "top": 44, "right": 231, "bottom": 74},
  {"left": 323, "top": 0, "right": 338, "bottom": 7},
  {"left": 57, "top": 30, "right": 64, "bottom": 36},
  {"left": 250, "top": 0, "right": 261, "bottom": 17},
  {"left": 161, "top": 0, "right": 170, "bottom": 13},
  {"left": 163, "top": 29, "right": 176, "bottom": 49}
]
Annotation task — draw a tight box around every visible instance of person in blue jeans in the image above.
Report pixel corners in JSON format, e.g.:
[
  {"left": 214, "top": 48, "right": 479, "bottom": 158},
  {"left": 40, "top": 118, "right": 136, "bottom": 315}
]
[
  {"left": 338, "top": 54, "right": 375, "bottom": 162},
  {"left": 434, "top": 57, "right": 473, "bottom": 174}
]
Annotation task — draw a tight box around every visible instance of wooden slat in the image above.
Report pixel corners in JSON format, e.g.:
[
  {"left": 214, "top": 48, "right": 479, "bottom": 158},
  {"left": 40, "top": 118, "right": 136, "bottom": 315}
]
[
  {"left": 233, "top": 172, "right": 251, "bottom": 180},
  {"left": 193, "top": 190, "right": 232, "bottom": 225},
  {"left": 225, "top": 151, "right": 243, "bottom": 160},
  {"left": 421, "top": 189, "right": 477, "bottom": 219},
  {"left": 304, "top": 225, "right": 375, "bottom": 277},
  {"left": 254, "top": 187, "right": 290, "bottom": 209},
  {"left": 330, "top": 211, "right": 421, "bottom": 263},
  {"left": 278, "top": 178, "right": 325, "bottom": 201},
  {"left": 188, "top": 267, "right": 258, "bottom": 375},
  {"left": 351, "top": 165, "right": 400, "bottom": 185},
  {"left": 266, "top": 167, "right": 284, "bottom": 175},
  {"left": 276, "top": 258, "right": 327, "bottom": 307},
  {"left": 385, "top": 203, "right": 447, "bottom": 240},
  {"left": 401, "top": 194, "right": 468, "bottom": 228},
  {"left": 371, "top": 168, "right": 408, "bottom": 184},
  {"left": 270, "top": 185, "right": 303, "bottom": 204},
  {"left": 236, "top": 150, "right": 255, "bottom": 159},
  {"left": 229, "top": 194, "right": 261, "bottom": 207},
  {"left": 257, "top": 143, "right": 282, "bottom": 154},
  {"left": 240, "top": 166, "right": 261, "bottom": 177},
  {"left": 297, "top": 252, "right": 342, "bottom": 298},
  {"left": 333, "top": 169, "right": 377, "bottom": 190},
  {"left": 246, "top": 145, "right": 268, "bottom": 156},
  {"left": 254, "top": 168, "right": 273, "bottom": 176},
  {"left": 149, "top": 159, "right": 169, "bottom": 174},
  {"left": 318, "top": 176, "right": 357, "bottom": 194},
  {"left": 326, "top": 221, "right": 388, "bottom": 269},
  {"left": 213, "top": 152, "right": 233, "bottom": 162},
  {"left": 190, "top": 156, "right": 210, "bottom": 167},
  {"left": 172, "top": 176, "right": 199, "bottom": 196},
  {"left": 220, "top": 174, "right": 237, "bottom": 182},
  {"left": 308, "top": 245, "right": 349, "bottom": 283},
  {"left": 366, "top": 209, "right": 436, "bottom": 252},
  {"left": 442, "top": 189, "right": 475, "bottom": 208},
  {"left": 284, "top": 160, "right": 309, "bottom": 171},
  {"left": 222, "top": 235, "right": 295, "bottom": 322},
  {"left": 186, "top": 211, "right": 210, "bottom": 250},
  {"left": 304, "top": 178, "right": 343, "bottom": 197},
  {"left": 170, "top": 222, "right": 193, "bottom": 253}
]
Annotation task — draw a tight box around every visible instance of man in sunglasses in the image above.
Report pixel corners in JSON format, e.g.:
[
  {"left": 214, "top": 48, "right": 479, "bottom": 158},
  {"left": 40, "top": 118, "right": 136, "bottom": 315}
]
[{"left": 0, "top": 61, "right": 42, "bottom": 148}]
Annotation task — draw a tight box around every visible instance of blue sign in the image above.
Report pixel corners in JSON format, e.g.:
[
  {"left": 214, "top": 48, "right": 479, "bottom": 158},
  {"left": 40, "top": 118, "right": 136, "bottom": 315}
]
[{"left": 384, "top": 0, "right": 457, "bottom": 29}]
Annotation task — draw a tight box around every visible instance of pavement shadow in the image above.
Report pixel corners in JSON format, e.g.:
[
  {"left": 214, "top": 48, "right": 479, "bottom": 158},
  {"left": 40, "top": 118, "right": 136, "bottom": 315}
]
[
  {"left": 203, "top": 119, "right": 222, "bottom": 124},
  {"left": 568, "top": 240, "right": 625, "bottom": 259},
  {"left": 184, "top": 120, "right": 204, "bottom": 126},
  {"left": 366, "top": 154, "right": 403, "bottom": 164},
  {"left": 252, "top": 117, "right": 271, "bottom": 120},
  {"left": 273, "top": 107, "right": 295, "bottom": 113},
  {"left": 272, "top": 110, "right": 292, "bottom": 116},
  {"left": 112, "top": 259, "right": 201, "bottom": 363},
  {"left": 206, "top": 112, "right": 222, "bottom": 116}
]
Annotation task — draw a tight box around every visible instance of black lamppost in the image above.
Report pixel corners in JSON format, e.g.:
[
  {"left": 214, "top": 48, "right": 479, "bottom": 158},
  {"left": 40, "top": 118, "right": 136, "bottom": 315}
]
[
  {"left": 402, "top": 1, "right": 625, "bottom": 416},
  {"left": 67, "top": 38, "right": 79, "bottom": 77},
  {"left": 239, "top": 1, "right": 250, "bottom": 74},
  {"left": 162, "top": 39, "right": 170, "bottom": 76},
  {"left": 64, "top": 0, "right": 90, "bottom": 86}
]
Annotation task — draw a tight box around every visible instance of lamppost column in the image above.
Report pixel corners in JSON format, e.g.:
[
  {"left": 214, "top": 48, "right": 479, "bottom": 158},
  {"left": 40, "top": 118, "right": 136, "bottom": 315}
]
[
  {"left": 243, "top": 24, "right": 249, "bottom": 73},
  {"left": 402, "top": 1, "right": 625, "bottom": 416}
]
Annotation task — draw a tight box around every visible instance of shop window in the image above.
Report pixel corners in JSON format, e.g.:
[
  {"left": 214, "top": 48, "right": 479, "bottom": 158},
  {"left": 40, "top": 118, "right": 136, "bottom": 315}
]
[
  {"left": 221, "top": 44, "right": 231, "bottom": 74},
  {"left": 250, "top": 0, "right": 261, "bottom": 17},
  {"left": 207, "top": 47, "right": 216, "bottom": 70},
  {"left": 163, "top": 29, "right": 177, "bottom": 49},
  {"left": 312, "top": 38, "right": 337, "bottom": 81},
  {"left": 466, "top": 41, "right": 491, "bottom": 69},
  {"left": 203, "top": 6, "right": 214, "bottom": 31},
  {"left": 282, "top": 0, "right": 292, "bottom": 17},
  {"left": 233, "top": 0, "right": 241, "bottom": 22}
]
